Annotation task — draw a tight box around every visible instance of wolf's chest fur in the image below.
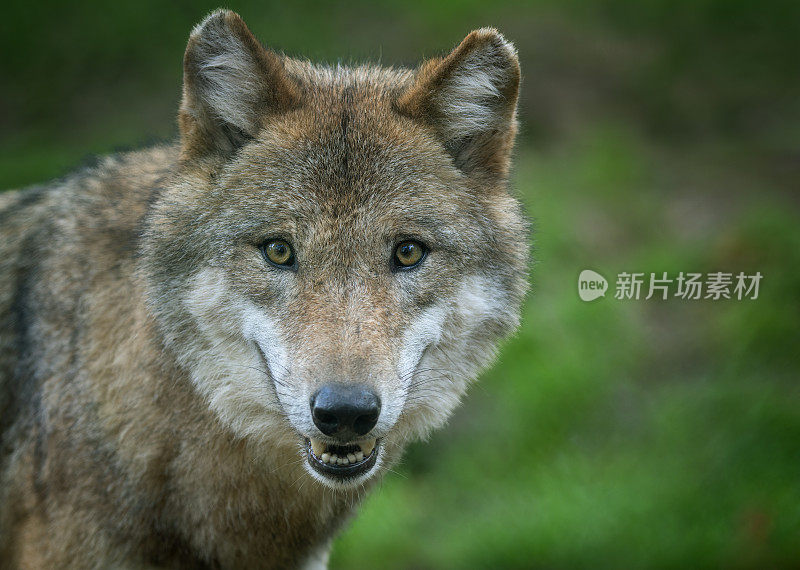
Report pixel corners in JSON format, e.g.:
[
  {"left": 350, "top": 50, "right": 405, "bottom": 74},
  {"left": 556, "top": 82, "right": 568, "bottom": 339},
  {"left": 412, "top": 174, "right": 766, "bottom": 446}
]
[{"left": 0, "top": 9, "right": 526, "bottom": 568}]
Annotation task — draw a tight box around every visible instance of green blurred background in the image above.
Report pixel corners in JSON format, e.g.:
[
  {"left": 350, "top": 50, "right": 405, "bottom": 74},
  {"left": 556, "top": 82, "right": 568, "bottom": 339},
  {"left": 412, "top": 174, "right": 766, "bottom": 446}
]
[{"left": 3, "top": 1, "right": 799, "bottom": 567}]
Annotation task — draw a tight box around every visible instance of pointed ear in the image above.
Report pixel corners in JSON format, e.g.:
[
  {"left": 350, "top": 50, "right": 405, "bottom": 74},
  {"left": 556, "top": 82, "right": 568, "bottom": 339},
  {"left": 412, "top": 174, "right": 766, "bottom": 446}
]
[
  {"left": 395, "top": 28, "right": 520, "bottom": 177},
  {"left": 179, "top": 10, "right": 301, "bottom": 159}
]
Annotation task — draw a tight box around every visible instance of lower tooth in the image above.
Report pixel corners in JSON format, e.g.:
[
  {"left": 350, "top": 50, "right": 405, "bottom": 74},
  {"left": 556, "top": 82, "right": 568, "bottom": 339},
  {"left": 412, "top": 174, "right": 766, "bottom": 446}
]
[
  {"left": 330, "top": 454, "right": 338, "bottom": 463},
  {"left": 355, "top": 451, "right": 364, "bottom": 461},
  {"left": 321, "top": 453, "right": 331, "bottom": 463},
  {"left": 347, "top": 453, "right": 356, "bottom": 462}
]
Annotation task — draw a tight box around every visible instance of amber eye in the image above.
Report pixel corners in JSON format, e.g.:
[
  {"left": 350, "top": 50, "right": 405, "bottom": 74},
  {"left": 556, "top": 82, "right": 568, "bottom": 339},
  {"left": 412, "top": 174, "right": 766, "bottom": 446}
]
[
  {"left": 262, "top": 239, "right": 295, "bottom": 268},
  {"left": 393, "top": 240, "right": 426, "bottom": 269}
]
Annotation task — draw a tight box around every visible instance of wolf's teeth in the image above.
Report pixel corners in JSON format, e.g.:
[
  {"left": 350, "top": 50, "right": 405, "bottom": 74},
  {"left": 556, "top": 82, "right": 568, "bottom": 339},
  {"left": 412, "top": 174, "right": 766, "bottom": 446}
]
[
  {"left": 310, "top": 438, "right": 326, "bottom": 457},
  {"left": 313, "top": 441, "right": 375, "bottom": 467},
  {"left": 359, "top": 439, "right": 376, "bottom": 456}
]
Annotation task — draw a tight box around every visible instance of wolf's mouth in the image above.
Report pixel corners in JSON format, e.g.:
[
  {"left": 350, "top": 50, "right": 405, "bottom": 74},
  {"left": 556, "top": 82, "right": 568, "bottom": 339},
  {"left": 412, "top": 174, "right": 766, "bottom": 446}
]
[{"left": 306, "top": 437, "right": 378, "bottom": 480}]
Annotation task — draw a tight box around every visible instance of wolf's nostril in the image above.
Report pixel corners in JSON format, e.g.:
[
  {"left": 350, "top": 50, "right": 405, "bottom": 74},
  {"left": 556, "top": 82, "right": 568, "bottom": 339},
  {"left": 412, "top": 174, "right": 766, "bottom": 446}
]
[
  {"left": 312, "top": 408, "right": 339, "bottom": 435},
  {"left": 353, "top": 413, "right": 379, "bottom": 437},
  {"left": 314, "top": 410, "right": 337, "bottom": 425},
  {"left": 310, "top": 384, "right": 381, "bottom": 439}
]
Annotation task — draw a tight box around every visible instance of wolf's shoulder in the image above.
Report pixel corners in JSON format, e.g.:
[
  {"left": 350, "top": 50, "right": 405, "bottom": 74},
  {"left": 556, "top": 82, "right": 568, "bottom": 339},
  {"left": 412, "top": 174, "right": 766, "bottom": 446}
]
[
  {"left": 0, "top": 143, "right": 181, "bottom": 333},
  {"left": 1, "top": 144, "right": 179, "bottom": 225},
  {"left": 0, "top": 144, "right": 180, "bottom": 432}
]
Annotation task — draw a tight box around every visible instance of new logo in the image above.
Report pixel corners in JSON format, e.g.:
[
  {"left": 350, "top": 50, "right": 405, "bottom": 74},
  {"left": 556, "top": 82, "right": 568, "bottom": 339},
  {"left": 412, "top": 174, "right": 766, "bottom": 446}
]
[{"left": 578, "top": 270, "right": 608, "bottom": 302}]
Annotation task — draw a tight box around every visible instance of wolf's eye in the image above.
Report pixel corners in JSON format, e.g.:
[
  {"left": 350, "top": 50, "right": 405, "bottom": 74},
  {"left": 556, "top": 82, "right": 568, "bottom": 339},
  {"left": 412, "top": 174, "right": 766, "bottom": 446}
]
[
  {"left": 393, "top": 240, "right": 426, "bottom": 269},
  {"left": 261, "top": 239, "right": 295, "bottom": 268}
]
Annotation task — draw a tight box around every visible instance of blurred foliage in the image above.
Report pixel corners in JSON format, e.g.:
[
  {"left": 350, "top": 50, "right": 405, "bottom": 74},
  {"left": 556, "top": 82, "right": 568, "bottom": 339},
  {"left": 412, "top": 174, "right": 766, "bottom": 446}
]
[{"left": 2, "top": 1, "right": 799, "bottom": 568}]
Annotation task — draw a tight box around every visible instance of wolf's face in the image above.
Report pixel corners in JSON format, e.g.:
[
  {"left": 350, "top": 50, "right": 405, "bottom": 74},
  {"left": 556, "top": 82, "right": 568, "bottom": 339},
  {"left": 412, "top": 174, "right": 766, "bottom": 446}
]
[{"left": 143, "top": 11, "right": 527, "bottom": 489}]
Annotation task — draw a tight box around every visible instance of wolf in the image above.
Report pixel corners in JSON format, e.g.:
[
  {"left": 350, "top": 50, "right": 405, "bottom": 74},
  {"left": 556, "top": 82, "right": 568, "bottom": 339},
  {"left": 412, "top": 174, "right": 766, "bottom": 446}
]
[{"left": 0, "top": 9, "right": 527, "bottom": 568}]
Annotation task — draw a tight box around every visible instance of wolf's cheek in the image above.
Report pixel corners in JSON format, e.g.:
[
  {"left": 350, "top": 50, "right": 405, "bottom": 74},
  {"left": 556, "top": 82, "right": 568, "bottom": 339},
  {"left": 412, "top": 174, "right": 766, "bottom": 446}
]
[
  {"left": 180, "top": 267, "right": 293, "bottom": 441},
  {"left": 240, "top": 304, "right": 324, "bottom": 437},
  {"left": 394, "top": 274, "right": 517, "bottom": 440},
  {"left": 241, "top": 306, "right": 290, "bottom": 386}
]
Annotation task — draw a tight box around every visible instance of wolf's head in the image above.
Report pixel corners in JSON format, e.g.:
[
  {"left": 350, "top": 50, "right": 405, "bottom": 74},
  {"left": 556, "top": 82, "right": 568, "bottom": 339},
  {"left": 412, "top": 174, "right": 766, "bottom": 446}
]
[{"left": 142, "top": 10, "right": 527, "bottom": 489}]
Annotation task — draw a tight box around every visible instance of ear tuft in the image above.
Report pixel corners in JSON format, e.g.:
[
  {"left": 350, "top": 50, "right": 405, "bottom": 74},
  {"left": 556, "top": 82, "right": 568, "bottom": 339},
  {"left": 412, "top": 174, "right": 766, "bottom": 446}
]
[
  {"left": 396, "top": 28, "right": 520, "bottom": 176},
  {"left": 180, "top": 10, "right": 301, "bottom": 159}
]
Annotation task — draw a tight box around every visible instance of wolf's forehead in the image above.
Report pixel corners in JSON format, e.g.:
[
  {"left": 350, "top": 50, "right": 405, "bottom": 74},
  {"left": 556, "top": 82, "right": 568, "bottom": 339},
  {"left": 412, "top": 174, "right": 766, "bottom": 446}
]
[
  {"left": 233, "top": 98, "right": 464, "bottom": 208},
  {"left": 218, "top": 79, "right": 476, "bottom": 245},
  {"left": 259, "top": 78, "right": 445, "bottom": 169}
]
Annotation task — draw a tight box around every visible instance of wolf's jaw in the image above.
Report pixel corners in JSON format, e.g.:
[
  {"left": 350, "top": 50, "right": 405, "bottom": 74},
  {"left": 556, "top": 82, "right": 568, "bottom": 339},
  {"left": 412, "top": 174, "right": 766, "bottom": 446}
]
[{"left": 305, "top": 437, "right": 379, "bottom": 482}]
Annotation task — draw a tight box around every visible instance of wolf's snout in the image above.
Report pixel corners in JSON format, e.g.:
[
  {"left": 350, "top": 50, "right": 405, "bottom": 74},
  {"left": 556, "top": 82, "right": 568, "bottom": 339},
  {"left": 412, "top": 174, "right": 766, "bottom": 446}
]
[{"left": 311, "top": 384, "right": 381, "bottom": 439}]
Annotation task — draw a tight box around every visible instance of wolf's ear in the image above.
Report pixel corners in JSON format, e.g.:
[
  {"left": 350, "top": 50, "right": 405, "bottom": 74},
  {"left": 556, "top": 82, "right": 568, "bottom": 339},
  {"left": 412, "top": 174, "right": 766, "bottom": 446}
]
[
  {"left": 396, "top": 29, "right": 520, "bottom": 177},
  {"left": 179, "top": 10, "right": 301, "bottom": 159}
]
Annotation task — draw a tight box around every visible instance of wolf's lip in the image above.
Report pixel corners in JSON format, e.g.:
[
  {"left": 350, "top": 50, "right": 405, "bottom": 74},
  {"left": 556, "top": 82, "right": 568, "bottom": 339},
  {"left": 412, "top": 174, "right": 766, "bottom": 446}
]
[{"left": 306, "top": 437, "right": 378, "bottom": 480}]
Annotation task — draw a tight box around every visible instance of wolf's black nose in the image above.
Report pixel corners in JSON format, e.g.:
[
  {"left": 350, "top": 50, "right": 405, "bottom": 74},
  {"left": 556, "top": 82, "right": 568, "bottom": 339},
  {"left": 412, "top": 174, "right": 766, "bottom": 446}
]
[{"left": 311, "top": 384, "right": 381, "bottom": 439}]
